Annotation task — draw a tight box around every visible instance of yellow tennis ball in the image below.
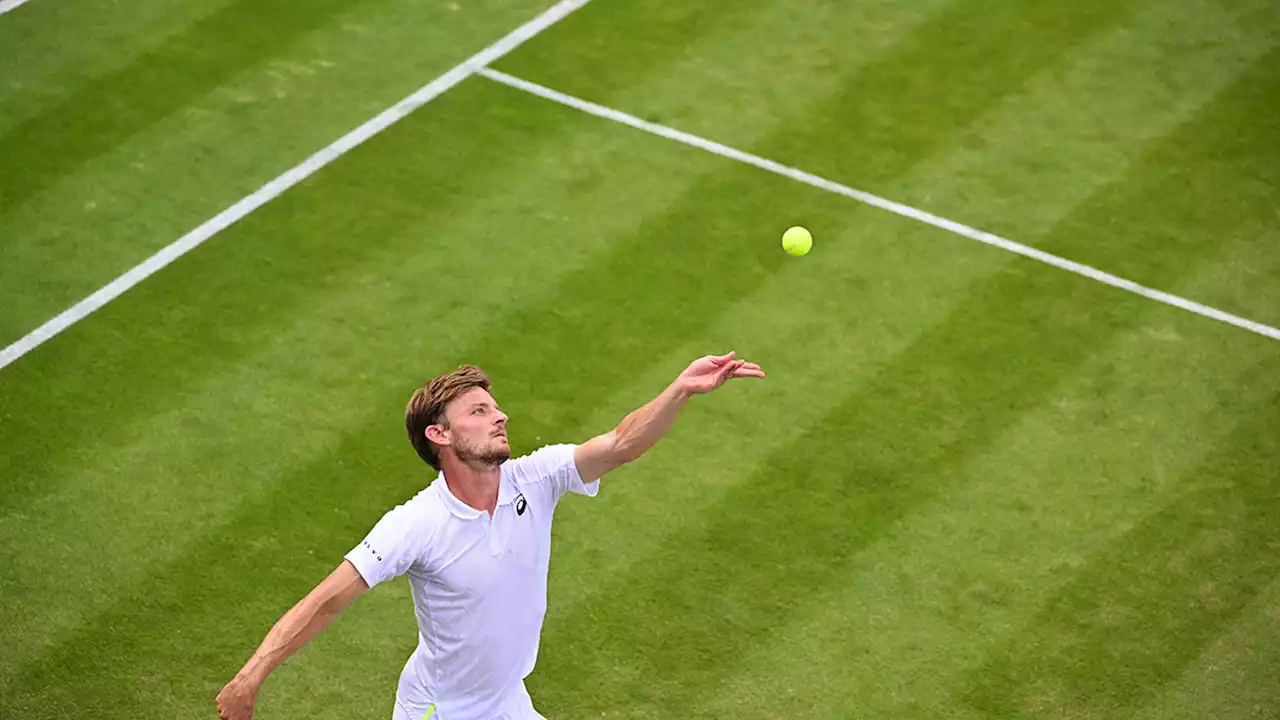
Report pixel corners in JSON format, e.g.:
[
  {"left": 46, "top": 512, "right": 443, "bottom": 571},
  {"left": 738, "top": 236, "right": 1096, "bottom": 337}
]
[{"left": 782, "top": 226, "right": 812, "bottom": 256}]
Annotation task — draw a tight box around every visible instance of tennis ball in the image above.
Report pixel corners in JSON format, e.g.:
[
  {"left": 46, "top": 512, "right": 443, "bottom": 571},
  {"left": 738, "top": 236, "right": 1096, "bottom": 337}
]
[{"left": 782, "top": 226, "right": 812, "bottom": 256}]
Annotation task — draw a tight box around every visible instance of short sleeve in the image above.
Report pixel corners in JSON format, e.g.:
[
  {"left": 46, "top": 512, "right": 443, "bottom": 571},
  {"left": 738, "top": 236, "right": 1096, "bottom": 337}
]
[
  {"left": 508, "top": 443, "right": 599, "bottom": 501},
  {"left": 343, "top": 494, "right": 435, "bottom": 589}
]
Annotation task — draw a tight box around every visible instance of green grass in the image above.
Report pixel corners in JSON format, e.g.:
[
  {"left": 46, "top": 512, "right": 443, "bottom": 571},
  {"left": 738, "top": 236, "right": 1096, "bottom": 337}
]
[{"left": 1, "top": 0, "right": 1277, "bottom": 718}]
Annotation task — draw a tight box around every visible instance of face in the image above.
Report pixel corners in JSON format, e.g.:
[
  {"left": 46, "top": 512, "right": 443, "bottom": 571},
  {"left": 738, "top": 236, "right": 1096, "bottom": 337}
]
[{"left": 430, "top": 387, "right": 510, "bottom": 468}]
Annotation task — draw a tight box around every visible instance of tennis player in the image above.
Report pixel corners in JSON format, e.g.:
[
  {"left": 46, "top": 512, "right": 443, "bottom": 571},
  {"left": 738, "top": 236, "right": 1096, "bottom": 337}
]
[{"left": 216, "top": 351, "right": 763, "bottom": 720}]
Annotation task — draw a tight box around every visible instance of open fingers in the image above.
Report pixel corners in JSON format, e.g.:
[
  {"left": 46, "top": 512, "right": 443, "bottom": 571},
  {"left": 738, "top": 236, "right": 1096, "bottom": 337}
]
[
  {"left": 700, "top": 354, "right": 764, "bottom": 383},
  {"left": 717, "top": 360, "right": 742, "bottom": 379}
]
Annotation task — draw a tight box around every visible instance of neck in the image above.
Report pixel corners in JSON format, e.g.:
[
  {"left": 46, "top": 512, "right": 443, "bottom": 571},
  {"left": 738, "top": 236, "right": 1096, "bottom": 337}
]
[{"left": 440, "top": 457, "right": 502, "bottom": 516}]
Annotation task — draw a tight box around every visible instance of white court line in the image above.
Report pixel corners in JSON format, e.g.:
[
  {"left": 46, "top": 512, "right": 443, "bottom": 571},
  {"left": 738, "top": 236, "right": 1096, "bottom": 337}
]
[
  {"left": 479, "top": 67, "right": 1280, "bottom": 343},
  {"left": 0, "top": 0, "right": 33, "bottom": 16},
  {"left": 0, "top": 0, "right": 34, "bottom": 16},
  {"left": 0, "top": 0, "right": 593, "bottom": 371}
]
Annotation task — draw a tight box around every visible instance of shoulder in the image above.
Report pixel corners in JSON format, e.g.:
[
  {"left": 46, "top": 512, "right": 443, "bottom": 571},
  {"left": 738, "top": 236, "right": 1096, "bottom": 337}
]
[
  {"left": 373, "top": 480, "right": 452, "bottom": 538},
  {"left": 401, "top": 479, "right": 452, "bottom": 514},
  {"left": 504, "top": 443, "right": 600, "bottom": 501},
  {"left": 345, "top": 478, "right": 450, "bottom": 586},
  {"left": 503, "top": 443, "right": 579, "bottom": 484}
]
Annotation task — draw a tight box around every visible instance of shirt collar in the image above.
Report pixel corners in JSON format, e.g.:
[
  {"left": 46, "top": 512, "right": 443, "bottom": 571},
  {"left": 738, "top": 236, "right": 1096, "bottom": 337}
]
[{"left": 435, "top": 466, "right": 519, "bottom": 519}]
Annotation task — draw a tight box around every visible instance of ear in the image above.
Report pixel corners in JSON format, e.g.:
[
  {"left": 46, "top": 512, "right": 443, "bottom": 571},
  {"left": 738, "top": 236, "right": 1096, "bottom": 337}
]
[{"left": 424, "top": 423, "right": 450, "bottom": 446}]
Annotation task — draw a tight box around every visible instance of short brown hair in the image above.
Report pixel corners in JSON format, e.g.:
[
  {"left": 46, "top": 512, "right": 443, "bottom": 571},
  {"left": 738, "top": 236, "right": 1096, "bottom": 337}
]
[{"left": 405, "top": 364, "right": 492, "bottom": 471}]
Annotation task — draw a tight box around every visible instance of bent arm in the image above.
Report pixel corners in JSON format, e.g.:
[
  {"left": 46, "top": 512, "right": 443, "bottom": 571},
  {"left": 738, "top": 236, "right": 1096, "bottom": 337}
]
[{"left": 232, "top": 559, "right": 369, "bottom": 687}]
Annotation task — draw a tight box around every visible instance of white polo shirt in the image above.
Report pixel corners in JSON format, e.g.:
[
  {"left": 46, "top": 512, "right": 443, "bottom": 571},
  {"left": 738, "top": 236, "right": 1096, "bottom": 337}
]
[{"left": 344, "top": 443, "right": 598, "bottom": 720}]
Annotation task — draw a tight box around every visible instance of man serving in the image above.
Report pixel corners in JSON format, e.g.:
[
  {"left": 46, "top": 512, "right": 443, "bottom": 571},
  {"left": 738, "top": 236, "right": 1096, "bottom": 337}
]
[{"left": 216, "top": 351, "right": 764, "bottom": 720}]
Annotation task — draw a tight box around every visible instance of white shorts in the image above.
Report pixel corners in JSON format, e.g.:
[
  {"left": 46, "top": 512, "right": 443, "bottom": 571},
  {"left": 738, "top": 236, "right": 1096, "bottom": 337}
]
[{"left": 392, "top": 679, "right": 546, "bottom": 720}]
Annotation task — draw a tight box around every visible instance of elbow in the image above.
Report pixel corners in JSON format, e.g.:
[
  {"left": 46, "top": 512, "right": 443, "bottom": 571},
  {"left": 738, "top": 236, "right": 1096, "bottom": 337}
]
[{"left": 314, "top": 571, "right": 363, "bottom": 617}]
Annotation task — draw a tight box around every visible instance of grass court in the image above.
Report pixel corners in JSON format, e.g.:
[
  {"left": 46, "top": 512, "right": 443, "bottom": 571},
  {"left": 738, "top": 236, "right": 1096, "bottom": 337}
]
[{"left": 1, "top": 0, "right": 1278, "bottom": 717}]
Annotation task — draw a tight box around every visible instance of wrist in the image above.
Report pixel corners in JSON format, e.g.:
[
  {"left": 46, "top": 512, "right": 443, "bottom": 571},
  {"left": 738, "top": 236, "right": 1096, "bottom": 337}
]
[
  {"left": 668, "top": 378, "right": 695, "bottom": 401},
  {"left": 235, "top": 662, "right": 268, "bottom": 689}
]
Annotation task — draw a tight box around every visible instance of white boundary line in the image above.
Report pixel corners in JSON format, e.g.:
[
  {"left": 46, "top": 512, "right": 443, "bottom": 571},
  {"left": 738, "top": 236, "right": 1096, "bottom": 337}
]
[
  {"left": 0, "top": 0, "right": 593, "bottom": 371},
  {"left": 478, "top": 67, "right": 1280, "bottom": 343},
  {"left": 0, "top": 0, "right": 34, "bottom": 16}
]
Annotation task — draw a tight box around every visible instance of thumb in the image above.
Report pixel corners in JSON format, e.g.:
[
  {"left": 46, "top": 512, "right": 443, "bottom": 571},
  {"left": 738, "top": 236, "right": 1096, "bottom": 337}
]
[{"left": 709, "top": 351, "right": 735, "bottom": 365}]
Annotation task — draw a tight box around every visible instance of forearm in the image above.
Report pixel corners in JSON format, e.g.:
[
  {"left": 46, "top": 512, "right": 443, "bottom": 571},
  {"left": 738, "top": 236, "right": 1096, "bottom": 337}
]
[
  {"left": 612, "top": 380, "right": 692, "bottom": 463},
  {"left": 235, "top": 593, "right": 342, "bottom": 686}
]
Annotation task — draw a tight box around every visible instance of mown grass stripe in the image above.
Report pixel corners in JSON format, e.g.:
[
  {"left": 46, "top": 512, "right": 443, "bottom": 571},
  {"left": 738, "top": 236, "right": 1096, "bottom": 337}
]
[
  {"left": 0, "top": 0, "right": 232, "bottom": 120},
  {"left": 958, "top": 385, "right": 1280, "bottom": 716},
  {"left": 1129, "top": 575, "right": 1280, "bottom": 720},
  {"left": 0, "top": 0, "right": 386, "bottom": 213}
]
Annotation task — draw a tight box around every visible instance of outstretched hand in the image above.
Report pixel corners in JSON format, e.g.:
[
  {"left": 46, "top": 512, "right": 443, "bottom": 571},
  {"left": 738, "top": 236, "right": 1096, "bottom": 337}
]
[{"left": 675, "top": 351, "right": 766, "bottom": 395}]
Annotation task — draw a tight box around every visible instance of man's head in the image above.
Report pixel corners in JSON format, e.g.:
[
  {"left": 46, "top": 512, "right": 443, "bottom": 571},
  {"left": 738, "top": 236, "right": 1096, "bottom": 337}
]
[{"left": 405, "top": 365, "right": 510, "bottom": 472}]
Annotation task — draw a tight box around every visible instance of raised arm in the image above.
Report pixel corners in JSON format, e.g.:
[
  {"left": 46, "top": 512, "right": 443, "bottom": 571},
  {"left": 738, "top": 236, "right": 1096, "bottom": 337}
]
[
  {"left": 573, "top": 351, "right": 765, "bottom": 483},
  {"left": 216, "top": 559, "right": 369, "bottom": 720}
]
